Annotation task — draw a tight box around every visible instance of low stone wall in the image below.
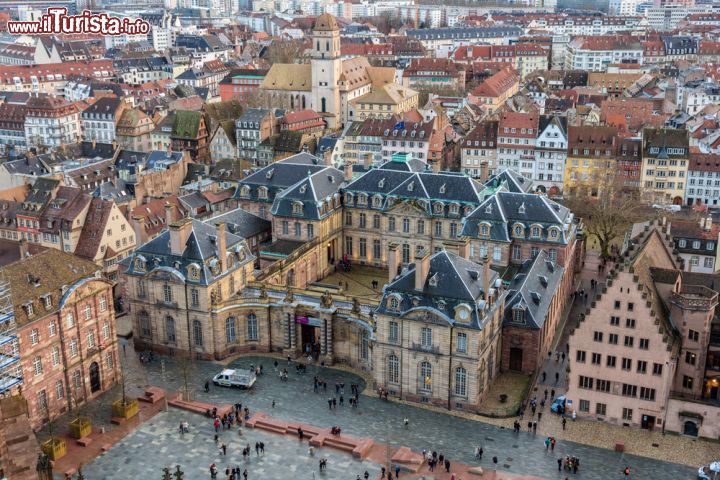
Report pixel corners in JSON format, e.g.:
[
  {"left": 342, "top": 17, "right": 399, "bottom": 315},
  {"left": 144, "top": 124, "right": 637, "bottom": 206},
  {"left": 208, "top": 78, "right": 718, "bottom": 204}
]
[{"left": 665, "top": 397, "right": 720, "bottom": 440}]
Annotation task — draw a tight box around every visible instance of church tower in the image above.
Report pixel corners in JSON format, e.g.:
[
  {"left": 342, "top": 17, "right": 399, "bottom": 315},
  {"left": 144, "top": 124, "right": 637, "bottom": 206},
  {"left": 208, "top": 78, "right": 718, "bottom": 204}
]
[{"left": 311, "top": 14, "right": 342, "bottom": 130}]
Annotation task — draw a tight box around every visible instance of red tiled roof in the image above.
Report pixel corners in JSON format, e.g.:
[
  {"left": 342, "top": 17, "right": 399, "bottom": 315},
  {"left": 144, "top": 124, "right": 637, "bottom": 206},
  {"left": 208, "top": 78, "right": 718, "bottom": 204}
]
[
  {"left": 282, "top": 109, "right": 322, "bottom": 124},
  {"left": 472, "top": 67, "right": 519, "bottom": 98},
  {"left": 689, "top": 153, "right": 720, "bottom": 172},
  {"left": 0, "top": 60, "right": 113, "bottom": 85},
  {"left": 498, "top": 112, "right": 539, "bottom": 138}
]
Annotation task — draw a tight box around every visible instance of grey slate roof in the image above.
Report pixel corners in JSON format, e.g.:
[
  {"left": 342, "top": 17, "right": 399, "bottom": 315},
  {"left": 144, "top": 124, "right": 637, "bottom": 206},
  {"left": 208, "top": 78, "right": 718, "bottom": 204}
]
[
  {"left": 482, "top": 170, "right": 533, "bottom": 194},
  {"left": 270, "top": 168, "right": 345, "bottom": 220},
  {"left": 376, "top": 250, "right": 502, "bottom": 329},
  {"left": 503, "top": 250, "right": 565, "bottom": 330},
  {"left": 125, "top": 218, "right": 251, "bottom": 286},
  {"left": 461, "top": 191, "right": 572, "bottom": 244},
  {"left": 233, "top": 153, "right": 330, "bottom": 203},
  {"left": 344, "top": 164, "right": 483, "bottom": 216},
  {"left": 207, "top": 208, "right": 271, "bottom": 239}
]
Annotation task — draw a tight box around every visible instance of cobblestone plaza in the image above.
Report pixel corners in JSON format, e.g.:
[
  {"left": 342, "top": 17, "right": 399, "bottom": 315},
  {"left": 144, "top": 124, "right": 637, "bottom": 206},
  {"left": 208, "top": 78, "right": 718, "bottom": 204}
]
[{"left": 84, "top": 354, "right": 702, "bottom": 480}]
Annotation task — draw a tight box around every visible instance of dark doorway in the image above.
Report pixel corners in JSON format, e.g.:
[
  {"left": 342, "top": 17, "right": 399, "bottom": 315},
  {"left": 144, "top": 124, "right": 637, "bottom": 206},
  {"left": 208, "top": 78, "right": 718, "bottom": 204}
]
[
  {"left": 641, "top": 414, "right": 655, "bottom": 430},
  {"left": 509, "top": 347, "right": 523, "bottom": 372},
  {"left": 683, "top": 420, "right": 699, "bottom": 436},
  {"left": 300, "top": 324, "right": 320, "bottom": 357},
  {"left": 89, "top": 362, "right": 101, "bottom": 393}
]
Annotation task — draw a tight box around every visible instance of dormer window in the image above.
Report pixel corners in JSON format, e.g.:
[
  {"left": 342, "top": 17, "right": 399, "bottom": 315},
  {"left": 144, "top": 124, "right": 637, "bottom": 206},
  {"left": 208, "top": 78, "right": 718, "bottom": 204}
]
[
  {"left": 679, "top": 239, "right": 686, "bottom": 248},
  {"left": 134, "top": 258, "right": 145, "bottom": 272},
  {"left": 299, "top": 184, "right": 307, "bottom": 194},
  {"left": 449, "top": 204, "right": 459, "bottom": 215},
  {"left": 512, "top": 306, "right": 525, "bottom": 324},
  {"left": 265, "top": 168, "right": 274, "bottom": 179},
  {"left": 439, "top": 183, "right": 446, "bottom": 194},
  {"left": 357, "top": 193, "right": 367, "bottom": 205},
  {"left": 693, "top": 241, "right": 701, "bottom": 249},
  {"left": 485, "top": 204, "right": 493, "bottom": 214},
  {"left": 513, "top": 224, "right": 524, "bottom": 237},
  {"left": 188, "top": 265, "right": 200, "bottom": 280},
  {"left": 372, "top": 195, "right": 382, "bottom": 208},
  {"left": 24, "top": 303, "right": 34, "bottom": 317},
  {"left": 549, "top": 227, "right": 559, "bottom": 239},
  {"left": 433, "top": 202, "right": 444, "bottom": 214},
  {"left": 531, "top": 226, "right": 541, "bottom": 238},
  {"left": 480, "top": 224, "right": 489, "bottom": 236},
  {"left": 707, "top": 242, "right": 715, "bottom": 251},
  {"left": 428, "top": 273, "right": 438, "bottom": 287},
  {"left": 389, "top": 295, "right": 400, "bottom": 310},
  {"left": 42, "top": 295, "right": 52, "bottom": 309},
  {"left": 345, "top": 192, "right": 353, "bottom": 204},
  {"left": 292, "top": 202, "right": 303, "bottom": 215},
  {"left": 437, "top": 300, "right": 446, "bottom": 311},
  {"left": 258, "top": 187, "right": 268, "bottom": 199},
  {"left": 378, "top": 178, "right": 385, "bottom": 189},
  {"left": 240, "top": 185, "right": 250, "bottom": 198},
  {"left": 518, "top": 203, "right": 526, "bottom": 215},
  {"left": 407, "top": 181, "right": 414, "bottom": 192}
]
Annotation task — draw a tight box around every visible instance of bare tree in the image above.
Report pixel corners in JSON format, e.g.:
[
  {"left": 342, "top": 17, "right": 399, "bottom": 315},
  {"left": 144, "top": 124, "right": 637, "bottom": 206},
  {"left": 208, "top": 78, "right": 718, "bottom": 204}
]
[
  {"left": 266, "top": 39, "right": 306, "bottom": 64},
  {"left": 563, "top": 172, "right": 644, "bottom": 259},
  {"left": 177, "top": 354, "right": 195, "bottom": 402}
]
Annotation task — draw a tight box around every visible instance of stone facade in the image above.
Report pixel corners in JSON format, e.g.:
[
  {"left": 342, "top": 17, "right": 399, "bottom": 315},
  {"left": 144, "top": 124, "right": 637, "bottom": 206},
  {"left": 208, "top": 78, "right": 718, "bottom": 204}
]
[{"left": 2, "top": 250, "right": 120, "bottom": 430}]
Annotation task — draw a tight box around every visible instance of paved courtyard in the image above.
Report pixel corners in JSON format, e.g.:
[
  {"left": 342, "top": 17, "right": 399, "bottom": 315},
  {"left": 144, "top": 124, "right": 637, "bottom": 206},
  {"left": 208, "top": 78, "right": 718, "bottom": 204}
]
[
  {"left": 83, "top": 409, "right": 381, "bottom": 480},
  {"left": 138, "top": 354, "right": 698, "bottom": 480}
]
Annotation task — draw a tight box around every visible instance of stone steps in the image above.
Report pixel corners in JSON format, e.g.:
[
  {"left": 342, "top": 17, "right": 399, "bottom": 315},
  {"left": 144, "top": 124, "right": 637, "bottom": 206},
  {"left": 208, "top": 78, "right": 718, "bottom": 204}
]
[{"left": 391, "top": 446, "right": 425, "bottom": 473}]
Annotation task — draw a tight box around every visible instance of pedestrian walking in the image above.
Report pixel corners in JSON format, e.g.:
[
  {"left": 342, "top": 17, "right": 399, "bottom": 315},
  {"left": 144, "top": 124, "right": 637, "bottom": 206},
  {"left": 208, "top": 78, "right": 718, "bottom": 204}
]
[
  {"left": 544, "top": 389, "right": 548, "bottom": 399},
  {"left": 221, "top": 443, "right": 227, "bottom": 455},
  {"left": 532, "top": 421, "right": 537, "bottom": 434},
  {"left": 395, "top": 465, "right": 400, "bottom": 478},
  {"left": 551, "top": 389, "right": 555, "bottom": 399},
  {"left": 492, "top": 456, "right": 498, "bottom": 469},
  {"left": 557, "top": 458, "right": 562, "bottom": 471},
  {"left": 272, "top": 400, "right": 275, "bottom": 408},
  {"left": 562, "top": 418, "right": 567, "bottom": 430},
  {"left": 444, "top": 459, "right": 450, "bottom": 472},
  {"left": 561, "top": 352, "right": 566, "bottom": 362},
  {"left": 538, "top": 412, "right": 542, "bottom": 422},
  {"left": 555, "top": 372, "right": 559, "bottom": 384}
]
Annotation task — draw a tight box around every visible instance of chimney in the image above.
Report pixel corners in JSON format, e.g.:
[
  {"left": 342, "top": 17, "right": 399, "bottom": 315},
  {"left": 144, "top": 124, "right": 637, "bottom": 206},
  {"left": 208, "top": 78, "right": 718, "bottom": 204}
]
[
  {"left": 92, "top": 138, "right": 96, "bottom": 150},
  {"left": 482, "top": 254, "right": 491, "bottom": 305},
  {"left": 706, "top": 216, "right": 713, "bottom": 232},
  {"left": 197, "top": 175, "right": 203, "bottom": 192},
  {"left": 458, "top": 236, "right": 470, "bottom": 259},
  {"left": 18, "top": 238, "right": 28, "bottom": 259},
  {"left": 169, "top": 217, "right": 193, "bottom": 255},
  {"left": 132, "top": 215, "right": 144, "bottom": 245},
  {"left": 480, "top": 162, "right": 489, "bottom": 182},
  {"left": 344, "top": 162, "right": 353, "bottom": 182},
  {"left": 388, "top": 242, "right": 400, "bottom": 282},
  {"left": 323, "top": 148, "right": 333, "bottom": 166},
  {"left": 164, "top": 202, "right": 174, "bottom": 225},
  {"left": 415, "top": 248, "right": 431, "bottom": 291},
  {"left": 700, "top": 217, "right": 705, "bottom": 229},
  {"left": 363, "top": 153, "right": 373, "bottom": 169},
  {"left": 215, "top": 221, "right": 227, "bottom": 273},
  {"left": 666, "top": 220, "right": 671, "bottom": 236}
]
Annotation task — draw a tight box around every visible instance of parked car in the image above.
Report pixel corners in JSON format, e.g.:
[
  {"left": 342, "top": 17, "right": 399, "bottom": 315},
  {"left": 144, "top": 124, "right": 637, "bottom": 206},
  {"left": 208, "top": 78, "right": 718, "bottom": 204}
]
[
  {"left": 698, "top": 461, "right": 720, "bottom": 479},
  {"left": 550, "top": 395, "right": 566, "bottom": 414},
  {"left": 212, "top": 368, "right": 257, "bottom": 388}
]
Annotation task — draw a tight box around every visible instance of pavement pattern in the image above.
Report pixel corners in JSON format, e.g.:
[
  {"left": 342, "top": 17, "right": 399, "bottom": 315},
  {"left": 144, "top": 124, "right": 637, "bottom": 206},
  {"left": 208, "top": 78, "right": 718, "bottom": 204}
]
[
  {"left": 82, "top": 409, "right": 381, "bottom": 480},
  {"left": 136, "top": 354, "right": 698, "bottom": 480}
]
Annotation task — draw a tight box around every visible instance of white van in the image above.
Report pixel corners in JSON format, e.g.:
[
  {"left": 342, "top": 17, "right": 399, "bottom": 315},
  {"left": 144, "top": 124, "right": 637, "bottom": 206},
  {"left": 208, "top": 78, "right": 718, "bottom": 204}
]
[{"left": 212, "top": 368, "right": 257, "bottom": 388}]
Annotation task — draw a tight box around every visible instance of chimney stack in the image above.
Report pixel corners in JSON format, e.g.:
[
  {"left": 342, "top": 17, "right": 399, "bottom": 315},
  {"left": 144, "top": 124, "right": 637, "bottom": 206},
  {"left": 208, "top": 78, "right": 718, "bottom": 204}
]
[
  {"left": 169, "top": 217, "right": 193, "bottom": 256},
  {"left": 458, "top": 236, "right": 470, "bottom": 259},
  {"left": 700, "top": 217, "right": 705, "bottom": 229},
  {"left": 132, "top": 215, "right": 145, "bottom": 246},
  {"left": 164, "top": 202, "right": 174, "bottom": 226},
  {"left": 344, "top": 161, "right": 353, "bottom": 182},
  {"left": 18, "top": 238, "right": 28, "bottom": 259},
  {"left": 323, "top": 148, "right": 333, "bottom": 166},
  {"left": 415, "top": 248, "right": 431, "bottom": 291},
  {"left": 705, "top": 216, "right": 712, "bottom": 232},
  {"left": 215, "top": 221, "right": 227, "bottom": 273},
  {"left": 480, "top": 161, "right": 489, "bottom": 182},
  {"left": 388, "top": 242, "right": 400, "bottom": 283},
  {"left": 363, "top": 153, "right": 373, "bottom": 170},
  {"left": 482, "top": 254, "right": 491, "bottom": 306}
]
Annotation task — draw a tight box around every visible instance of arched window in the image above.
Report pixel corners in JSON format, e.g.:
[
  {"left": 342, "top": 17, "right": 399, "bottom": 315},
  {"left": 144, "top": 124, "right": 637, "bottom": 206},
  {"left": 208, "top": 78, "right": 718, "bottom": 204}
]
[
  {"left": 388, "top": 354, "right": 399, "bottom": 383},
  {"left": 302, "top": 96, "right": 306, "bottom": 109},
  {"left": 247, "top": 313, "right": 258, "bottom": 341},
  {"left": 226, "top": 316, "right": 236, "bottom": 343},
  {"left": 165, "top": 316, "right": 176, "bottom": 343},
  {"left": 420, "top": 361, "right": 432, "bottom": 391},
  {"left": 455, "top": 366, "right": 467, "bottom": 397},
  {"left": 193, "top": 320, "right": 203, "bottom": 346},
  {"left": 139, "top": 311, "right": 151, "bottom": 337},
  {"left": 321, "top": 97, "right": 326, "bottom": 113}
]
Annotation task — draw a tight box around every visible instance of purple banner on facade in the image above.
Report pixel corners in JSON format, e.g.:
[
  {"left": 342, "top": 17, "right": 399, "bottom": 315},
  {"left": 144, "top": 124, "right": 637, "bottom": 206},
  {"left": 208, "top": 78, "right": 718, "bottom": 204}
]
[{"left": 295, "top": 315, "right": 322, "bottom": 327}]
